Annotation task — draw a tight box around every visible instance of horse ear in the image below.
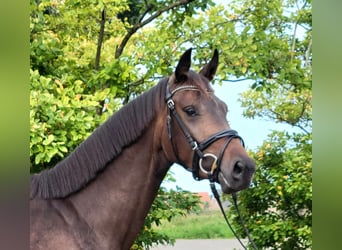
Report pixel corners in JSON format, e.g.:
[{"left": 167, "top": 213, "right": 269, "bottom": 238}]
[
  {"left": 175, "top": 48, "right": 192, "bottom": 83},
  {"left": 199, "top": 49, "right": 219, "bottom": 81}
]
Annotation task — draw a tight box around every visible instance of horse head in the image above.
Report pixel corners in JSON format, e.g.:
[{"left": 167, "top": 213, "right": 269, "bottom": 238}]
[{"left": 163, "top": 48, "right": 256, "bottom": 194}]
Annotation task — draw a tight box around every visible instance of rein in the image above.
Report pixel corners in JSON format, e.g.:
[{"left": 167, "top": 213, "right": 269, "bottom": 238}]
[
  {"left": 210, "top": 183, "right": 258, "bottom": 250},
  {"left": 165, "top": 82, "right": 258, "bottom": 250}
]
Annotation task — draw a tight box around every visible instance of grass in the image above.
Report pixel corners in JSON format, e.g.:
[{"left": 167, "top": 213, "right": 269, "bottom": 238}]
[{"left": 155, "top": 210, "right": 235, "bottom": 239}]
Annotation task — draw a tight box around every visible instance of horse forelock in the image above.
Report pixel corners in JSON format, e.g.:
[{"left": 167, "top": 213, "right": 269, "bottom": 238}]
[
  {"left": 30, "top": 79, "right": 168, "bottom": 199},
  {"left": 169, "top": 70, "right": 214, "bottom": 94}
]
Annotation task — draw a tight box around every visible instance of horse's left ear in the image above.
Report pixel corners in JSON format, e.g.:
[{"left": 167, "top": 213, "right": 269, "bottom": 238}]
[{"left": 199, "top": 49, "right": 219, "bottom": 81}]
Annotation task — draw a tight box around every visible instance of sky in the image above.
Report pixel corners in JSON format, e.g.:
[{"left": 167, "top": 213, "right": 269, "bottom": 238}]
[{"left": 161, "top": 80, "right": 299, "bottom": 193}]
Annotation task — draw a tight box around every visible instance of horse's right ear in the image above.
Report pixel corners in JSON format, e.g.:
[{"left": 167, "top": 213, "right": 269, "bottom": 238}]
[
  {"left": 199, "top": 49, "right": 219, "bottom": 81},
  {"left": 175, "top": 48, "right": 192, "bottom": 83}
]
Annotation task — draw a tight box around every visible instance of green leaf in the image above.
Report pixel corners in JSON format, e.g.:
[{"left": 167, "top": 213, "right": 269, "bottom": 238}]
[
  {"left": 59, "top": 146, "right": 68, "bottom": 153},
  {"left": 42, "top": 134, "right": 54, "bottom": 145}
]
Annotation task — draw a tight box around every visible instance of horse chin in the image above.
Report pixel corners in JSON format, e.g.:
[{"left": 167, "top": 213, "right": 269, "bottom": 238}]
[
  {"left": 219, "top": 184, "right": 235, "bottom": 194},
  {"left": 217, "top": 172, "right": 235, "bottom": 194},
  {"left": 217, "top": 171, "right": 253, "bottom": 194}
]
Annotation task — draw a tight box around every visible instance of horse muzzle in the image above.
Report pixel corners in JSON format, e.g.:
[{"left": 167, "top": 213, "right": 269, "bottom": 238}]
[{"left": 217, "top": 156, "right": 256, "bottom": 194}]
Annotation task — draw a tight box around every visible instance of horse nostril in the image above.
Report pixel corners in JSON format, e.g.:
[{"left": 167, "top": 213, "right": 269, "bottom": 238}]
[{"left": 233, "top": 161, "right": 244, "bottom": 177}]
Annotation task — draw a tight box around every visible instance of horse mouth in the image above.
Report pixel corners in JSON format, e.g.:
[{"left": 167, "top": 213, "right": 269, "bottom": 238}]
[{"left": 217, "top": 171, "right": 253, "bottom": 194}]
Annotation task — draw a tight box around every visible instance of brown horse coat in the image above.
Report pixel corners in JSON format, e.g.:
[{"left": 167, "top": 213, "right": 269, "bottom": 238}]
[{"left": 30, "top": 49, "right": 255, "bottom": 249}]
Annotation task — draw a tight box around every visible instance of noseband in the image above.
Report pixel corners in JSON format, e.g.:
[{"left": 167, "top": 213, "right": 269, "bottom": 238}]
[{"left": 165, "top": 82, "right": 245, "bottom": 182}]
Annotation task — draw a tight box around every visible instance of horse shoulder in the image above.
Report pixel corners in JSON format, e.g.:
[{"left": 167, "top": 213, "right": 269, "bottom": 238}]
[{"left": 30, "top": 199, "right": 99, "bottom": 250}]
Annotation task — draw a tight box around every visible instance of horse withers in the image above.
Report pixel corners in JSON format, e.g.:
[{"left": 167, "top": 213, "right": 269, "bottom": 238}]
[{"left": 30, "top": 48, "right": 255, "bottom": 250}]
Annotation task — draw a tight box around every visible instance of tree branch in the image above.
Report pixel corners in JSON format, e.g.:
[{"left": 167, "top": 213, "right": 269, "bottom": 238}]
[
  {"left": 295, "top": 124, "right": 310, "bottom": 135},
  {"left": 290, "top": 22, "right": 297, "bottom": 63},
  {"left": 122, "top": 78, "right": 145, "bottom": 105},
  {"left": 305, "top": 37, "right": 312, "bottom": 67},
  {"left": 95, "top": 7, "right": 107, "bottom": 116},
  {"left": 269, "top": 108, "right": 310, "bottom": 135},
  {"left": 291, "top": 0, "right": 309, "bottom": 63},
  {"left": 222, "top": 78, "right": 251, "bottom": 83},
  {"left": 95, "top": 7, "right": 106, "bottom": 70},
  {"left": 115, "top": 0, "right": 195, "bottom": 59},
  {"left": 137, "top": 2, "right": 152, "bottom": 24}
]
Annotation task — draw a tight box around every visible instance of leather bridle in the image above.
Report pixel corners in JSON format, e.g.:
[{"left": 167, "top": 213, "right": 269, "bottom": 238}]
[{"left": 165, "top": 82, "right": 245, "bottom": 182}]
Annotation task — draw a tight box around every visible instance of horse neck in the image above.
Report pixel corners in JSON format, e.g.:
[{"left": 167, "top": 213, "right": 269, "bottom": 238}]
[{"left": 67, "top": 116, "right": 171, "bottom": 249}]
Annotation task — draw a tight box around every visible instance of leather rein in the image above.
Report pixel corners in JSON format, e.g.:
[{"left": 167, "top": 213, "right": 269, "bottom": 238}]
[{"left": 165, "top": 82, "right": 258, "bottom": 250}]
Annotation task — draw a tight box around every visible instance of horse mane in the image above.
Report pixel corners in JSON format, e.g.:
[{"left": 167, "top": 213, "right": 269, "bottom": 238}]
[{"left": 30, "top": 78, "right": 167, "bottom": 199}]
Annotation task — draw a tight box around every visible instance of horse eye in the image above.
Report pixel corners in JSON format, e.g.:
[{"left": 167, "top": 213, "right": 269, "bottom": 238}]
[{"left": 183, "top": 106, "right": 197, "bottom": 117}]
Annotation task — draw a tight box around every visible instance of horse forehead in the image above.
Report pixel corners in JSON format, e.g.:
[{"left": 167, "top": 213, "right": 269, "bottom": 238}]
[
  {"left": 188, "top": 71, "right": 213, "bottom": 91},
  {"left": 179, "top": 87, "right": 226, "bottom": 113}
]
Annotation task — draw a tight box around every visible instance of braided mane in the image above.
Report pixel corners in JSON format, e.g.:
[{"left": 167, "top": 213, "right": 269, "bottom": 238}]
[{"left": 30, "top": 79, "right": 167, "bottom": 199}]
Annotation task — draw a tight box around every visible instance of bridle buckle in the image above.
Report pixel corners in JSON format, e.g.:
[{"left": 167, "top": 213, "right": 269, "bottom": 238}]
[
  {"left": 166, "top": 99, "right": 175, "bottom": 110},
  {"left": 191, "top": 141, "right": 198, "bottom": 151}
]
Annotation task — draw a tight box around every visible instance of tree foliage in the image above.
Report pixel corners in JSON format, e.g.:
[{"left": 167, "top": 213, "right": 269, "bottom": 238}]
[
  {"left": 30, "top": 0, "right": 215, "bottom": 170},
  {"left": 221, "top": 0, "right": 312, "bottom": 249},
  {"left": 30, "top": 0, "right": 208, "bottom": 248},
  {"left": 144, "top": 1, "right": 312, "bottom": 247},
  {"left": 30, "top": 0, "right": 312, "bottom": 248},
  {"left": 229, "top": 131, "right": 312, "bottom": 249}
]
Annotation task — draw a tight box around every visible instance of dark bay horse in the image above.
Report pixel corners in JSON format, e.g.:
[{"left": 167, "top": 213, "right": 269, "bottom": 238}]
[{"left": 30, "top": 49, "right": 255, "bottom": 250}]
